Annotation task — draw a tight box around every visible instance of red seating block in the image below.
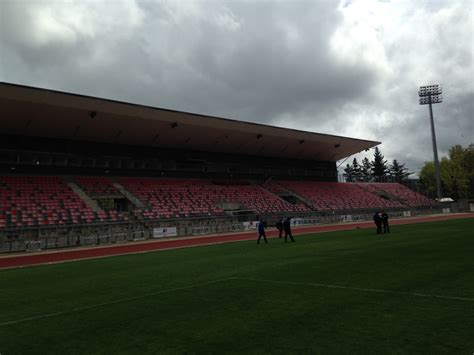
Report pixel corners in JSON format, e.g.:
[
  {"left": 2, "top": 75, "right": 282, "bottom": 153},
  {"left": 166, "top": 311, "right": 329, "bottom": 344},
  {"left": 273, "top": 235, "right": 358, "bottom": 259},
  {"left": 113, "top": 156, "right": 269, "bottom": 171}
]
[
  {"left": 278, "top": 181, "right": 404, "bottom": 211},
  {"left": 74, "top": 176, "right": 120, "bottom": 196}
]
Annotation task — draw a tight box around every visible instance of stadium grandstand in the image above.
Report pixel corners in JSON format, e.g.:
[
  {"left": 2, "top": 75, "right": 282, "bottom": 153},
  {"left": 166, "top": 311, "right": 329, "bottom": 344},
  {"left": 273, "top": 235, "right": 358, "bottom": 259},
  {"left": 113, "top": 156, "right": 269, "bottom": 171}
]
[{"left": 0, "top": 82, "right": 441, "bottom": 252}]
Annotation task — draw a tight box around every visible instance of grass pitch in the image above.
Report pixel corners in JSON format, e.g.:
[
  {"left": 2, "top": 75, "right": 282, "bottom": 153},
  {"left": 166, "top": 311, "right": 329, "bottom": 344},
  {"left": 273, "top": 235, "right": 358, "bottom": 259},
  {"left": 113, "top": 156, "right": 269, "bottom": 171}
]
[{"left": 1, "top": 218, "right": 473, "bottom": 354}]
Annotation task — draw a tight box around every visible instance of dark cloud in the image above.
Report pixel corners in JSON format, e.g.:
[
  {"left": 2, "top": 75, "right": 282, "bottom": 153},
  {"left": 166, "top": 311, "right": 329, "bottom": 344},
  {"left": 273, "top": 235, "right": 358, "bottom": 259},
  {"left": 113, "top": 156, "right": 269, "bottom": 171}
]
[{"left": 0, "top": 0, "right": 472, "bottom": 175}]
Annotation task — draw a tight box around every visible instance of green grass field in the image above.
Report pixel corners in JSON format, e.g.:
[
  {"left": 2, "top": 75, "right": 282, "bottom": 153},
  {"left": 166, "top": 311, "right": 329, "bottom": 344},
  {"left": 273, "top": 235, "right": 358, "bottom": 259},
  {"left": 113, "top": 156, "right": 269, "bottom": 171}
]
[{"left": 1, "top": 218, "right": 473, "bottom": 354}]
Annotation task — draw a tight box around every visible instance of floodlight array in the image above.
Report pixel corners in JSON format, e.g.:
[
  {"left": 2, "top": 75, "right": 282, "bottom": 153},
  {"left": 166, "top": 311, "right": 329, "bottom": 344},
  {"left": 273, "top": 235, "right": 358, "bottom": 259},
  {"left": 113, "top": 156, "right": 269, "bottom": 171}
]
[
  {"left": 418, "top": 84, "right": 442, "bottom": 97},
  {"left": 419, "top": 94, "right": 442, "bottom": 105},
  {"left": 419, "top": 84, "right": 442, "bottom": 105}
]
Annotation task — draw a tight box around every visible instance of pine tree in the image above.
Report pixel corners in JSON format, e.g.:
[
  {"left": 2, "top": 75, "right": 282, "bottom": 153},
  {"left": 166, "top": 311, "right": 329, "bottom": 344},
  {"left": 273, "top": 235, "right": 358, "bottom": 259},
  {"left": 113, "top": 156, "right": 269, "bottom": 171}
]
[
  {"left": 361, "top": 157, "right": 372, "bottom": 182},
  {"left": 371, "top": 147, "right": 389, "bottom": 181},
  {"left": 351, "top": 158, "right": 362, "bottom": 181},
  {"left": 389, "top": 159, "right": 411, "bottom": 182},
  {"left": 344, "top": 163, "right": 354, "bottom": 182}
]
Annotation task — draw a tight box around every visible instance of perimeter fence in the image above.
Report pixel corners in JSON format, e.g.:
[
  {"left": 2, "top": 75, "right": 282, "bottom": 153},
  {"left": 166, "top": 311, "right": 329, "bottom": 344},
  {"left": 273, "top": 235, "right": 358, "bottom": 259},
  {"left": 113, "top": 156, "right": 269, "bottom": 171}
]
[{"left": 0, "top": 204, "right": 463, "bottom": 253}]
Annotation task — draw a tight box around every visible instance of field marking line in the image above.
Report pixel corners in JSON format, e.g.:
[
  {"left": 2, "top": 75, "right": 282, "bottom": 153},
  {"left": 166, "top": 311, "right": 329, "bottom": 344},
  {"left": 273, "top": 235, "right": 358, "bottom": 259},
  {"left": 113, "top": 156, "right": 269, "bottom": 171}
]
[
  {"left": 0, "top": 277, "right": 237, "bottom": 327},
  {"left": 237, "top": 277, "right": 474, "bottom": 303}
]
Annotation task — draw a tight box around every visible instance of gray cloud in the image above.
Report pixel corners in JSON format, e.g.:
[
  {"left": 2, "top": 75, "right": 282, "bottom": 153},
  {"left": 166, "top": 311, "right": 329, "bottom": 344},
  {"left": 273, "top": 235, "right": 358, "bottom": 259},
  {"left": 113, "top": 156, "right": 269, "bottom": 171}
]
[{"left": 0, "top": 0, "right": 472, "bottom": 176}]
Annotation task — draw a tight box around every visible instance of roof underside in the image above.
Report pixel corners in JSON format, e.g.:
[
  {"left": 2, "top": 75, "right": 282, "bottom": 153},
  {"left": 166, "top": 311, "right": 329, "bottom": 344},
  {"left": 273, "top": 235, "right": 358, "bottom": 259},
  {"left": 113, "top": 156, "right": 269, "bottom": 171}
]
[{"left": 0, "top": 82, "right": 379, "bottom": 161}]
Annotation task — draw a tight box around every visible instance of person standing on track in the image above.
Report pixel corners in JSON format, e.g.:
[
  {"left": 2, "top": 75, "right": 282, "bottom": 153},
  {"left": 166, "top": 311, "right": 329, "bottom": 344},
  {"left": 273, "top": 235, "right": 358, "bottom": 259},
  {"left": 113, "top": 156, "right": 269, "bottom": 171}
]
[
  {"left": 373, "top": 211, "right": 382, "bottom": 234},
  {"left": 283, "top": 217, "right": 295, "bottom": 243},
  {"left": 257, "top": 217, "right": 268, "bottom": 244},
  {"left": 275, "top": 218, "right": 283, "bottom": 238},
  {"left": 381, "top": 211, "right": 390, "bottom": 234}
]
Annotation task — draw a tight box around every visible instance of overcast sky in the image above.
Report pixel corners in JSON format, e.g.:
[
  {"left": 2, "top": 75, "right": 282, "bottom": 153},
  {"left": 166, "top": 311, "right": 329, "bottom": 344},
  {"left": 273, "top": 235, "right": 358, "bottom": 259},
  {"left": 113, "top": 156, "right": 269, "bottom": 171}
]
[{"left": 1, "top": 0, "right": 473, "bottom": 176}]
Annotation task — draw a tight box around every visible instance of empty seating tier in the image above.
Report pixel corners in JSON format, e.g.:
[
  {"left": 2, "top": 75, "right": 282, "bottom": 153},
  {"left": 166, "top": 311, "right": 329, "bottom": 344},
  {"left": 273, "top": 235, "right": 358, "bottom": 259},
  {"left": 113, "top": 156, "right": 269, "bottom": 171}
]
[
  {"left": 74, "top": 176, "right": 120, "bottom": 196},
  {"left": 0, "top": 176, "right": 98, "bottom": 228},
  {"left": 278, "top": 181, "right": 405, "bottom": 211},
  {"left": 0, "top": 176, "right": 438, "bottom": 230},
  {"left": 355, "top": 183, "right": 438, "bottom": 207},
  {"left": 119, "top": 178, "right": 309, "bottom": 219}
]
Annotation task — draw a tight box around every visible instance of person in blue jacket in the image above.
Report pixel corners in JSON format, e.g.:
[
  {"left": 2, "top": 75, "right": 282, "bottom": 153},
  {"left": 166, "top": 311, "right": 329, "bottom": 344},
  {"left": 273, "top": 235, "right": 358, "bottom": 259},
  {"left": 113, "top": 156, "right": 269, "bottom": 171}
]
[{"left": 257, "top": 218, "right": 268, "bottom": 244}]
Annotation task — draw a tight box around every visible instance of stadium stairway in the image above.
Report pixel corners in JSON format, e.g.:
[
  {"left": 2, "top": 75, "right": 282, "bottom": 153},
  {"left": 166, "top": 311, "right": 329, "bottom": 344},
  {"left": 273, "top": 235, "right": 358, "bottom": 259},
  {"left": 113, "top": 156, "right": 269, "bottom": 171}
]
[
  {"left": 69, "top": 177, "right": 137, "bottom": 224},
  {"left": 74, "top": 176, "right": 123, "bottom": 197},
  {"left": 354, "top": 183, "right": 406, "bottom": 206},
  {"left": 111, "top": 181, "right": 146, "bottom": 209},
  {"left": 262, "top": 180, "right": 315, "bottom": 210},
  {"left": 66, "top": 181, "right": 103, "bottom": 212},
  {"left": 254, "top": 184, "right": 302, "bottom": 212}
]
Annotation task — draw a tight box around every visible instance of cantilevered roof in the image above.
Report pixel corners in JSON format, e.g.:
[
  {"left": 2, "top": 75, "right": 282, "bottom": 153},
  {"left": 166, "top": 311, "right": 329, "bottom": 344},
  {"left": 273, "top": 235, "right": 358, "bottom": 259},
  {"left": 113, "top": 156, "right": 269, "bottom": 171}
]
[{"left": 0, "top": 82, "right": 379, "bottom": 161}]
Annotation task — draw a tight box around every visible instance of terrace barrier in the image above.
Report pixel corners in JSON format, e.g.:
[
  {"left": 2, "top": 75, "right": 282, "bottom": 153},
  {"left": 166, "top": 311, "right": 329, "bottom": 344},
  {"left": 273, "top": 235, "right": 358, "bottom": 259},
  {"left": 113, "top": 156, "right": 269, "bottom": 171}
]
[{"left": 0, "top": 206, "right": 454, "bottom": 253}]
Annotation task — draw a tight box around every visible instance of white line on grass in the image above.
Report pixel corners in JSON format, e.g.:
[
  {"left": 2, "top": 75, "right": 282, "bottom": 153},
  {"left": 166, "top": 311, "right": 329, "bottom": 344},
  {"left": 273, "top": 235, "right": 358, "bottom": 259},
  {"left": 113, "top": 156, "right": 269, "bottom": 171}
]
[
  {"left": 3, "top": 276, "right": 472, "bottom": 327},
  {"left": 237, "top": 277, "right": 474, "bottom": 302},
  {"left": 0, "top": 277, "right": 237, "bottom": 326}
]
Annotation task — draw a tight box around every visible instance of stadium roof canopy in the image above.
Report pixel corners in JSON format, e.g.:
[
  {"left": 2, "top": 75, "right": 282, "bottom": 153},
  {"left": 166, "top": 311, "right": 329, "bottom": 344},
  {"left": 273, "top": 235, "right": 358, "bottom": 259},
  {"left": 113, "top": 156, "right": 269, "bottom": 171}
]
[{"left": 0, "top": 82, "right": 379, "bottom": 161}]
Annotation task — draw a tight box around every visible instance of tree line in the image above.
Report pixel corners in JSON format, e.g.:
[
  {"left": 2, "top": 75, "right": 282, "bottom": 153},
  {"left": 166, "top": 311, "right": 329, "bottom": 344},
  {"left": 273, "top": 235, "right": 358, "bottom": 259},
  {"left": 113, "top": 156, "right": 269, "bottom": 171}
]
[
  {"left": 344, "top": 144, "right": 474, "bottom": 200},
  {"left": 343, "top": 147, "right": 411, "bottom": 183},
  {"left": 419, "top": 144, "right": 473, "bottom": 200}
]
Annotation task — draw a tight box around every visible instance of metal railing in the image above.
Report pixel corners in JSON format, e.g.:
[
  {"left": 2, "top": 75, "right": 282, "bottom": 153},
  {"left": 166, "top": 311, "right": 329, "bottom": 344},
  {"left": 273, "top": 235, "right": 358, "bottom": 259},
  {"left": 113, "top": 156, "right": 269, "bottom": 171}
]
[{"left": 0, "top": 204, "right": 458, "bottom": 254}]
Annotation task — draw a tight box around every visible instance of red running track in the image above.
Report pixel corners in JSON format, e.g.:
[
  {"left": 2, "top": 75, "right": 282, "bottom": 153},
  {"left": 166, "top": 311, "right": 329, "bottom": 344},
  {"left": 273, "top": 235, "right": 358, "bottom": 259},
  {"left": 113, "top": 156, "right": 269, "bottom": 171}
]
[{"left": 1, "top": 213, "right": 472, "bottom": 269}]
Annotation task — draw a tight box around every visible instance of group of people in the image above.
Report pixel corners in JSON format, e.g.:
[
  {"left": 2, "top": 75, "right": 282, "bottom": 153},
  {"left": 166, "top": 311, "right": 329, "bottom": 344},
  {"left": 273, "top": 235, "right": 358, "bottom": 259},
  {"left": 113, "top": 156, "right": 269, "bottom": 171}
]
[
  {"left": 258, "top": 212, "right": 390, "bottom": 244},
  {"left": 257, "top": 217, "right": 295, "bottom": 244},
  {"left": 373, "top": 211, "right": 390, "bottom": 234}
]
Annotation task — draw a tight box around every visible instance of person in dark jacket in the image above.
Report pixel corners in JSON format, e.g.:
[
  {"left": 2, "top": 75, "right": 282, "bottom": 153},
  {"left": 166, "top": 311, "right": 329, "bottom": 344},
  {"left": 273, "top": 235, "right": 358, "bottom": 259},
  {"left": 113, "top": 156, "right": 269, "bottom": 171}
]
[
  {"left": 381, "top": 211, "right": 390, "bottom": 234},
  {"left": 257, "top": 218, "right": 268, "bottom": 244},
  {"left": 373, "top": 211, "right": 382, "bottom": 234},
  {"left": 275, "top": 218, "right": 283, "bottom": 238},
  {"left": 283, "top": 217, "right": 295, "bottom": 243}
]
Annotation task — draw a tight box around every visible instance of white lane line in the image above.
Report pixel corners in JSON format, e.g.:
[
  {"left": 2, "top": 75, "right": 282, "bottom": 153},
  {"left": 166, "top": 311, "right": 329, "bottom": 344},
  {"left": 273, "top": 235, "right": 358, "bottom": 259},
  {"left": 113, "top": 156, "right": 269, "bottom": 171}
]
[
  {"left": 237, "top": 277, "right": 474, "bottom": 302},
  {"left": 0, "top": 277, "right": 236, "bottom": 326}
]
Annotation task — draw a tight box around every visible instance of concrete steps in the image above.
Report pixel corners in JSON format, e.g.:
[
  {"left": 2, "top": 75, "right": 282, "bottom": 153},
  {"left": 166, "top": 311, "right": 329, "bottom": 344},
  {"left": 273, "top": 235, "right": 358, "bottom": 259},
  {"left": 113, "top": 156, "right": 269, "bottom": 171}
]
[{"left": 66, "top": 182, "right": 103, "bottom": 212}]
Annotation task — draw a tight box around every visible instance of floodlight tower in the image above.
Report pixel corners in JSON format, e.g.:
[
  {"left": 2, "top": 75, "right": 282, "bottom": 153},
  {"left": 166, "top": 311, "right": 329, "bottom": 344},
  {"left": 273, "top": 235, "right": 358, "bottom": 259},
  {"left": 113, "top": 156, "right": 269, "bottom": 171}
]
[{"left": 418, "top": 84, "right": 443, "bottom": 200}]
